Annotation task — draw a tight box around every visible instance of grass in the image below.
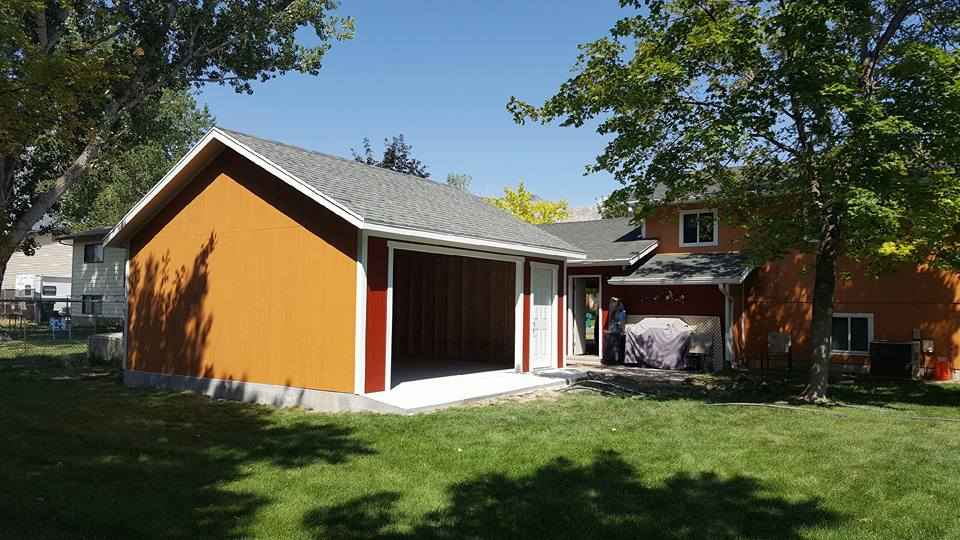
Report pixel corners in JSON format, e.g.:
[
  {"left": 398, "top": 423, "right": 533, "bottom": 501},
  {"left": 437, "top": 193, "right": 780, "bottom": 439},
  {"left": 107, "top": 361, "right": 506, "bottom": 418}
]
[{"left": 1, "top": 364, "right": 959, "bottom": 539}]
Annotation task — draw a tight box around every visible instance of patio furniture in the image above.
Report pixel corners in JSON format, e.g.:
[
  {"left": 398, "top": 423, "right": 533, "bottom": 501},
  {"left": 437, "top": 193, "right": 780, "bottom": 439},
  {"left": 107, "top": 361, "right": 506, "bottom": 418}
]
[
  {"left": 687, "top": 335, "right": 713, "bottom": 372},
  {"left": 763, "top": 332, "right": 792, "bottom": 379}
]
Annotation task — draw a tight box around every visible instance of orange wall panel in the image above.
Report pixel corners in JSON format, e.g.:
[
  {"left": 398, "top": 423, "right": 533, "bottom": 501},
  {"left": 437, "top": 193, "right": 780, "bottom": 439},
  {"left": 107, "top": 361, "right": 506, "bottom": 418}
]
[
  {"left": 127, "top": 149, "right": 358, "bottom": 392},
  {"left": 743, "top": 255, "right": 960, "bottom": 369}
]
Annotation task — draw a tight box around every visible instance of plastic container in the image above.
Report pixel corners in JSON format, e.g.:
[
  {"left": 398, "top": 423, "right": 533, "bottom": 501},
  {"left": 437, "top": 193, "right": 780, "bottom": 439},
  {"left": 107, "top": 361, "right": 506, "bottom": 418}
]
[{"left": 933, "top": 358, "right": 953, "bottom": 381}]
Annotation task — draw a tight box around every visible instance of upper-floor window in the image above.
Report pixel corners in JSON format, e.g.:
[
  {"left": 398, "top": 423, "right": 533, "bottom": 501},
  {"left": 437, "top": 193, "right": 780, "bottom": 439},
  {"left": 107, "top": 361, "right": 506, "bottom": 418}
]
[
  {"left": 679, "top": 209, "right": 718, "bottom": 247},
  {"left": 832, "top": 313, "right": 873, "bottom": 355},
  {"left": 84, "top": 242, "right": 104, "bottom": 263},
  {"left": 42, "top": 285, "right": 57, "bottom": 296}
]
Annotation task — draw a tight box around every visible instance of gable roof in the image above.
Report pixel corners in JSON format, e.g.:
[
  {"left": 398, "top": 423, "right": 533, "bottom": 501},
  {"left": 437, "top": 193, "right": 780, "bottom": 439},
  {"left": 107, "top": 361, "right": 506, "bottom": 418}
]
[
  {"left": 608, "top": 252, "right": 752, "bottom": 285},
  {"left": 538, "top": 218, "right": 657, "bottom": 265},
  {"left": 105, "top": 128, "right": 584, "bottom": 259}
]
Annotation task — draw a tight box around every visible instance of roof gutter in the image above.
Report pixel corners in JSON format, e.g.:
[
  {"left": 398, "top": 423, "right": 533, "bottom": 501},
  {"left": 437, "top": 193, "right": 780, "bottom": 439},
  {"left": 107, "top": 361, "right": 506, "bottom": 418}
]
[
  {"left": 567, "top": 241, "right": 658, "bottom": 267},
  {"left": 607, "top": 265, "right": 754, "bottom": 286}
]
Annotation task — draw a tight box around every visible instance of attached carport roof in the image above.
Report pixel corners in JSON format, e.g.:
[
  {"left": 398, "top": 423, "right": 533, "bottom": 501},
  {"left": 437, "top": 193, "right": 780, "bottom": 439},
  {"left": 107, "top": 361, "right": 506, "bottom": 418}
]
[{"left": 608, "top": 252, "right": 753, "bottom": 285}]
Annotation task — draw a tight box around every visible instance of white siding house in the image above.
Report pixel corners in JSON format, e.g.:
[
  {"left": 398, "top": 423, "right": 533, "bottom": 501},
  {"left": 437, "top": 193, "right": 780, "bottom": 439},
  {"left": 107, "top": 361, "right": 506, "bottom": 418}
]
[
  {"left": 0, "top": 233, "right": 73, "bottom": 293},
  {"left": 57, "top": 228, "right": 127, "bottom": 326}
]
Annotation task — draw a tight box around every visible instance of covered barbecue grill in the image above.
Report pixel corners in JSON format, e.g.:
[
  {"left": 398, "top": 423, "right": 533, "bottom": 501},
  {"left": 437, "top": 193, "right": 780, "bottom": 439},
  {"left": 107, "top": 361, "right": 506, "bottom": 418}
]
[{"left": 624, "top": 317, "right": 692, "bottom": 369}]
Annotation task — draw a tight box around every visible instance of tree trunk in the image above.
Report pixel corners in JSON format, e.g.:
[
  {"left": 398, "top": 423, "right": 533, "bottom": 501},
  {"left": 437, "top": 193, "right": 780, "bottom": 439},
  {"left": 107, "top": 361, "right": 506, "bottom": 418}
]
[
  {"left": 802, "top": 217, "right": 839, "bottom": 402},
  {"left": 0, "top": 131, "right": 107, "bottom": 294}
]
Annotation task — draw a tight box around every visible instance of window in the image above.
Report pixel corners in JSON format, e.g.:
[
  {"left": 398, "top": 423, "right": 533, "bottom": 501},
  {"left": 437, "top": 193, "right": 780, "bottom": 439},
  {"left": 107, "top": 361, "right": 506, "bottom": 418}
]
[
  {"left": 832, "top": 313, "right": 873, "bottom": 354},
  {"left": 82, "top": 295, "right": 103, "bottom": 315},
  {"left": 41, "top": 285, "right": 57, "bottom": 296},
  {"left": 679, "top": 210, "right": 718, "bottom": 247},
  {"left": 23, "top": 284, "right": 32, "bottom": 297},
  {"left": 84, "top": 243, "right": 104, "bottom": 263}
]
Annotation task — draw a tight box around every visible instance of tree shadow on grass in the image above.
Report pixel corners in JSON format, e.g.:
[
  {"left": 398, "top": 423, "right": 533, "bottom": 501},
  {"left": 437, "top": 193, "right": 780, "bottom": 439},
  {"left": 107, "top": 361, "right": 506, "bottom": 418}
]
[
  {"left": 0, "top": 373, "right": 375, "bottom": 539},
  {"left": 304, "top": 450, "right": 842, "bottom": 540},
  {"left": 565, "top": 368, "right": 960, "bottom": 411}
]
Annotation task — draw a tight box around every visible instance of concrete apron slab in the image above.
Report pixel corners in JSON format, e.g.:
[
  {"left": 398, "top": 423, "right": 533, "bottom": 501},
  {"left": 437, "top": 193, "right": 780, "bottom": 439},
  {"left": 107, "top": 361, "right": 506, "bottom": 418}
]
[
  {"left": 124, "top": 368, "right": 587, "bottom": 415},
  {"left": 365, "top": 369, "right": 584, "bottom": 415}
]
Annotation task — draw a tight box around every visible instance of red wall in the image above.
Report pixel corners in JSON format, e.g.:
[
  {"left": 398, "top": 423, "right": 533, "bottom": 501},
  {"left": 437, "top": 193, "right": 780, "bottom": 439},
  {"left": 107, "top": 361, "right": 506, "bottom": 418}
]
[
  {"left": 364, "top": 238, "right": 568, "bottom": 389},
  {"left": 391, "top": 250, "right": 515, "bottom": 364},
  {"left": 364, "top": 237, "right": 388, "bottom": 393},
  {"left": 522, "top": 258, "right": 565, "bottom": 371}
]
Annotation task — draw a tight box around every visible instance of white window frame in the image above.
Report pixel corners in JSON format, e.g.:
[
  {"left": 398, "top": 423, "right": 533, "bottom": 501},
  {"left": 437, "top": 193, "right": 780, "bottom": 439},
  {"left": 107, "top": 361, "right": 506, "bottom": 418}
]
[
  {"left": 831, "top": 312, "right": 874, "bottom": 356},
  {"left": 678, "top": 209, "right": 719, "bottom": 248}
]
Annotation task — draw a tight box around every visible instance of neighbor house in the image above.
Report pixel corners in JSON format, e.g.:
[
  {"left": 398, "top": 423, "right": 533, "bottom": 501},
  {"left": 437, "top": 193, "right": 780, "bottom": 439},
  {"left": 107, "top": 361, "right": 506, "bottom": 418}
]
[
  {"left": 104, "top": 127, "right": 958, "bottom": 414},
  {"left": 56, "top": 228, "right": 128, "bottom": 327},
  {"left": 0, "top": 232, "right": 73, "bottom": 321},
  {"left": 104, "top": 128, "right": 584, "bottom": 412},
  {"left": 541, "top": 210, "right": 959, "bottom": 378}
]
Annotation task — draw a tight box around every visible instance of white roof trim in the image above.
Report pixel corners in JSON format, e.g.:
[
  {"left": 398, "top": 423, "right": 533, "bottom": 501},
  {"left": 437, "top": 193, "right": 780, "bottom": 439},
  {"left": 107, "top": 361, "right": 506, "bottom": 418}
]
[
  {"left": 608, "top": 264, "right": 753, "bottom": 286},
  {"left": 104, "top": 128, "right": 586, "bottom": 260},
  {"left": 566, "top": 241, "right": 659, "bottom": 267},
  {"left": 366, "top": 222, "right": 584, "bottom": 260}
]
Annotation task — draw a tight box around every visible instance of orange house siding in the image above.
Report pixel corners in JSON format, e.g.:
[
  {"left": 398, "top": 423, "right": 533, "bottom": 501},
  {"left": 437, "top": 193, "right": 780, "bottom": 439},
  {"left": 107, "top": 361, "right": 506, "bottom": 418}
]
[
  {"left": 643, "top": 205, "right": 745, "bottom": 254},
  {"left": 742, "top": 254, "right": 960, "bottom": 370},
  {"left": 127, "top": 149, "right": 358, "bottom": 393}
]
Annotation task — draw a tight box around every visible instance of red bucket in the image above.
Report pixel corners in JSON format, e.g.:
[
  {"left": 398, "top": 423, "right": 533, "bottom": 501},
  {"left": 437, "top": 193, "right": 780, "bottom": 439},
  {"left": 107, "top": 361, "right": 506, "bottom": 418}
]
[{"left": 934, "top": 358, "right": 953, "bottom": 382}]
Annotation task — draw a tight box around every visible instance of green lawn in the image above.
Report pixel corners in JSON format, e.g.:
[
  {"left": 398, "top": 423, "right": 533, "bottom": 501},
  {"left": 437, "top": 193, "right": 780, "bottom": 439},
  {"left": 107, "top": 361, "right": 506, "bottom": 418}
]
[{"left": 1, "top": 366, "right": 959, "bottom": 540}]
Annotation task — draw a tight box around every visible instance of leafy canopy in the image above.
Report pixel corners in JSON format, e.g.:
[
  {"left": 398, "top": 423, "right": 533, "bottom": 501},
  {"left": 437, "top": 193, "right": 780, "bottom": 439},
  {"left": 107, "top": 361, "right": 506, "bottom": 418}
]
[
  {"left": 58, "top": 89, "right": 214, "bottom": 230},
  {"left": 0, "top": 0, "right": 352, "bottom": 258},
  {"left": 509, "top": 0, "right": 960, "bottom": 270},
  {"left": 486, "top": 182, "right": 570, "bottom": 224},
  {"left": 352, "top": 135, "right": 430, "bottom": 178}
]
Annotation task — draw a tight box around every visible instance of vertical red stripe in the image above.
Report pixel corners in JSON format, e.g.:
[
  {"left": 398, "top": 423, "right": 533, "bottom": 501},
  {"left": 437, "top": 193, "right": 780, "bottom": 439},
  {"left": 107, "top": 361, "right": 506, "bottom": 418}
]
[
  {"left": 364, "top": 237, "right": 388, "bottom": 392},
  {"left": 557, "top": 263, "right": 565, "bottom": 368},
  {"left": 522, "top": 260, "right": 531, "bottom": 372}
]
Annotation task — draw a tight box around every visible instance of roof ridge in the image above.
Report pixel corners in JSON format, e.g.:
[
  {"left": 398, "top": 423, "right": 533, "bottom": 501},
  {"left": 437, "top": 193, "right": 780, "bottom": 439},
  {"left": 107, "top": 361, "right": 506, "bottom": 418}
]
[{"left": 217, "top": 126, "right": 474, "bottom": 196}]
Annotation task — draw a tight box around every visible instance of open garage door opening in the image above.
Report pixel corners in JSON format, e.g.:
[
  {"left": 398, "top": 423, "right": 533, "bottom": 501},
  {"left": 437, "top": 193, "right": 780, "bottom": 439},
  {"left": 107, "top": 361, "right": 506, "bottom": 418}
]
[{"left": 391, "top": 248, "right": 517, "bottom": 387}]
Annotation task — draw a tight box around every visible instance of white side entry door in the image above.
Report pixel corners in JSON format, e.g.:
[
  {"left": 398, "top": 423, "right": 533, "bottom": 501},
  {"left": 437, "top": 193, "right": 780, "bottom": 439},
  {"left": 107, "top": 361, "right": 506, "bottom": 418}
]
[{"left": 530, "top": 264, "right": 556, "bottom": 370}]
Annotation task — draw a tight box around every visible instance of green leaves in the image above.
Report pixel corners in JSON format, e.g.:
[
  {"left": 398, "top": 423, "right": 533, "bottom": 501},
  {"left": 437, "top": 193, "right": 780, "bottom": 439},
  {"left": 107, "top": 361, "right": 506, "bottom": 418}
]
[
  {"left": 510, "top": 0, "right": 960, "bottom": 270},
  {"left": 485, "top": 182, "right": 571, "bottom": 225}
]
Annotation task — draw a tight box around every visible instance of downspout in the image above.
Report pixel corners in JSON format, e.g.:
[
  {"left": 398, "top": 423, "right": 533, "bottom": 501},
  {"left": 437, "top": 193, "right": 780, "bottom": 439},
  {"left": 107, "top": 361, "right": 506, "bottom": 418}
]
[{"left": 718, "top": 284, "right": 735, "bottom": 370}]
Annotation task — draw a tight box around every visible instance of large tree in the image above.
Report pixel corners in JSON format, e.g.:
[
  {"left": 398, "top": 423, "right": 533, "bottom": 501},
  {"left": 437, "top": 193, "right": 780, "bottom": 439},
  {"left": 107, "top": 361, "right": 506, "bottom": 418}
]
[
  {"left": 352, "top": 135, "right": 430, "bottom": 178},
  {"left": 510, "top": 0, "right": 960, "bottom": 400},
  {"left": 1, "top": 0, "right": 352, "bottom": 284},
  {"left": 57, "top": 89, "right": 214, "bottom": 230}
]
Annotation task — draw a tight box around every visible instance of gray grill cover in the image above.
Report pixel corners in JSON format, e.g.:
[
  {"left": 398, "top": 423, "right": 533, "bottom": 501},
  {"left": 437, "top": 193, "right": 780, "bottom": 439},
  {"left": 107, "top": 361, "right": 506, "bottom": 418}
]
[{"left": 624, "top": 318, "right": 692, "bottom": 369}]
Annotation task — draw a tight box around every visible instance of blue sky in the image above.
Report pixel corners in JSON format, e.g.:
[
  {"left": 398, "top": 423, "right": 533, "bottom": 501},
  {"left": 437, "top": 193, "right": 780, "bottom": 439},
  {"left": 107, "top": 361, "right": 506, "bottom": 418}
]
[{"left": 198, "top": 0, "right": 633, "bottom": 207}]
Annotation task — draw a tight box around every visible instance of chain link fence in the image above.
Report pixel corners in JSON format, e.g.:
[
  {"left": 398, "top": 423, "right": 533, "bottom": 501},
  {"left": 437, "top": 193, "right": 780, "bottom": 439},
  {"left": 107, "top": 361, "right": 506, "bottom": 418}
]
[{"left": 0, "top": 298, "right": 125, "bottom": 366}]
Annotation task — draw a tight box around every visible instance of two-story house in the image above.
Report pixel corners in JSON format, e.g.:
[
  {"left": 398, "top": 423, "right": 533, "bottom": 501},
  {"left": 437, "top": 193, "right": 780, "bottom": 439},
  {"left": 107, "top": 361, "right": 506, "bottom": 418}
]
[
  {"left": 542, "top": 206, "right": 959, "bottom": 378},
  {"left": 56, "top": 227, "right": 128, "bottom": 327}
]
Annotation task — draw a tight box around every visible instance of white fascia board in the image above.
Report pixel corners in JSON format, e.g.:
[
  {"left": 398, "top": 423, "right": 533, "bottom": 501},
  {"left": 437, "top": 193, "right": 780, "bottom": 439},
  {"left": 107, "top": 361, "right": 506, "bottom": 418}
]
[
  {"left": 213, "top": 129, "right": 363, "bottom": 227},
  {"left": 103, "top": 128, "right": 587, "bottom": 262},
  {"left": 364, "top": 222, "right": 585, "bottom": 260},
  {"left": 567, "top": 242, "right": 659, "bottom": 267},
  {"left": 103, "top": 129, "right": 222, "bottom": 247},
  {"left": 104, "top": 127, "right": 365, "bottom": 248}
]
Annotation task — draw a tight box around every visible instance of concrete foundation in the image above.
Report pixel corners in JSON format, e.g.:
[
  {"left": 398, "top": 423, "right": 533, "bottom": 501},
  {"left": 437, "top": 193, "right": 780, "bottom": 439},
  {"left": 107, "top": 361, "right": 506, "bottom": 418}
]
[{"left": 123, "top": 370, "right": 405, "bottom": 413}]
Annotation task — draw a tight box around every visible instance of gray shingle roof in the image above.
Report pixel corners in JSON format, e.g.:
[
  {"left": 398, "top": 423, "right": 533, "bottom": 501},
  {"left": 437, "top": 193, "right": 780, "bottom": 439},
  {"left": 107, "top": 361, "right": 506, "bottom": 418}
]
[
  {"left": 219, "top": 129, "right": 581, "bottom": 254},
  {"left": 537, "top": 218, "right": 656, "bottom": 263},
  {"left": 609, "top": 252, "right": 752, "bottom": 284}
]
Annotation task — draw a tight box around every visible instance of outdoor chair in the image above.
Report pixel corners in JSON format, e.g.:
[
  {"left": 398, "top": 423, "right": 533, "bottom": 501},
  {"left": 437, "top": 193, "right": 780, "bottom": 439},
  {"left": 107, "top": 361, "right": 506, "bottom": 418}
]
[
  {"left": 687, "top": 335, "right": 713, "bottom": 371},
  {"left": 763, "top": 332, "right": 793, "bottom": 379}
]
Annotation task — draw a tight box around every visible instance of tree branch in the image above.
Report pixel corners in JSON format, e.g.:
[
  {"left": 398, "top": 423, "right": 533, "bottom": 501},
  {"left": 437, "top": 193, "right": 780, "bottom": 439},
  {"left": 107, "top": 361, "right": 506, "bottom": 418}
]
[{"left": 861, "top": 1, "right": 913, "bottom": 91}]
